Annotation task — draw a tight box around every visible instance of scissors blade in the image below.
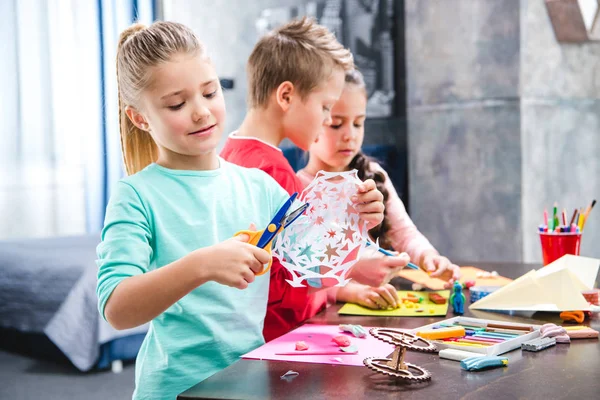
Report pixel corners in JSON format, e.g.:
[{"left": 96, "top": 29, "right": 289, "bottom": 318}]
[
  {"left": 255, "top": 193, "right": 299, "bottom": 248},
  {"left": 283, "top": 202, "right": 309, "bottom": 228}
]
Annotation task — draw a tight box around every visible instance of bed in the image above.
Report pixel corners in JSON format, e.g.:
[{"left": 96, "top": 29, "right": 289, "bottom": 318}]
[{"left": 0, "top": 234, "right": 147, "bottom": 372}]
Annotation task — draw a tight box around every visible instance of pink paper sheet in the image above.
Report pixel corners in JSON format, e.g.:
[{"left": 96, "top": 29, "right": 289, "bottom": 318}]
[{"left": 242, "top": 324, "right": 394, "bottom": 366}]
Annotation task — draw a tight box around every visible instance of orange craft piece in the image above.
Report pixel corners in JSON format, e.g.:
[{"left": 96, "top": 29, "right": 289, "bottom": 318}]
[
  {"left": 559, "top": 311, "right": 585, "bottom": 324},
  {"left": 402, "top": 297, "right": 421, "bottom": 303},
  {"left": 332, "top": 335, "right": 352, "bottom": 347},
  {"left": 428, "top": 293, "right": 447, "bottom": 305}
]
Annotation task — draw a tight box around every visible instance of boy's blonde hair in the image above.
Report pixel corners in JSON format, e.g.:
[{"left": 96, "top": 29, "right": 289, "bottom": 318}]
[
  {"left": 247, "top": 17, "right": 354, "bottom": 109},
  {"left": 116, "top": 21, "right": 205, "bottom": 175}
]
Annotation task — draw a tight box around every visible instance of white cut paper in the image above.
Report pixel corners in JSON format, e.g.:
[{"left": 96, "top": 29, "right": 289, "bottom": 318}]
[{"left": 272, "top": 170, "right": 368, "bottom": 287}]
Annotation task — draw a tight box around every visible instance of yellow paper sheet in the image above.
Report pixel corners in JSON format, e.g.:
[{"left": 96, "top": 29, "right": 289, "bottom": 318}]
[
  {"left": 397, "top": 266, "right": 513, "bottom": 290},
  {"left": 338, "top": 290, "right": 450, "bottom": 316}
]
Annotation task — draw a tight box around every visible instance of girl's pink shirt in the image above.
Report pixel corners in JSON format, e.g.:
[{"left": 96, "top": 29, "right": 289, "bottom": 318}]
[{"left": 297, "top": 162, "right": 437, "bottom": 265}]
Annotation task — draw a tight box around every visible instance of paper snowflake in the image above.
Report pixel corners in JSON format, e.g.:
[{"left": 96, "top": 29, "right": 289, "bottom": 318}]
[{"left": 272, "top": 170, "right": 368, "bottom": 287}]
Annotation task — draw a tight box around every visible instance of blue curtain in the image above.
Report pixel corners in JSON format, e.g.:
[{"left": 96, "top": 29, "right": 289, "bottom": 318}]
[
  {"left": 0, "top": 0, "right": 155, "bottom": 239},
  {"left": 86, "top": 0, "right": 155, "bottom": 233}
]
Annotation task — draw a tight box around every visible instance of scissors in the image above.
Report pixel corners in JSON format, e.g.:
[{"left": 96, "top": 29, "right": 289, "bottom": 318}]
[{"left": 234, "top": 192, "right": 309, "bottom": 275}]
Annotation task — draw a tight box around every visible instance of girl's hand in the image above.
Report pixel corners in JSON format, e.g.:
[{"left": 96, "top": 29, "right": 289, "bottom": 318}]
[
  {"left": 353, "top": 179, "right": 384, "bottom": 229},
  {"left": 349, "top": 248, "right": 410, "bottom": 287},
  {"left": 202, "top": 226, "right": 271, "bottom": 289},
  {"left": 420, "top": 250, "right": 461, "bottom": 282},
  {"left": 338, "top": 281, "right": 399, "bottom": 309}
]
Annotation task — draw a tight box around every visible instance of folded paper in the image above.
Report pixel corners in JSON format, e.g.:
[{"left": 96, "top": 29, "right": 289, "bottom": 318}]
[{"left": 470, "top": 255, "right": 599, "bottom": 312}]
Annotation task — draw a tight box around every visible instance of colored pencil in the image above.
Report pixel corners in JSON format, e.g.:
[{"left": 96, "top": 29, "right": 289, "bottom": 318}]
[
  {"left": 582, "top": 199, "right": 596, "bottom": 230},
  {"left": 569, "top": 209, "right": 578, "bottom": 226}
]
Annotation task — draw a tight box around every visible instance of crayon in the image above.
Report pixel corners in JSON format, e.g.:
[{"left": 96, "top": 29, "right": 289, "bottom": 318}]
[{"left": 417, "top": 326, "right": 465, "bottom": 340}]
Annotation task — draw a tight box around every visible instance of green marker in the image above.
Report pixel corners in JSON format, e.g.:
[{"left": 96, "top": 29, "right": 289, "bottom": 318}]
[{"left": 551, "top": 202, "right": 558, "bottom": 231}]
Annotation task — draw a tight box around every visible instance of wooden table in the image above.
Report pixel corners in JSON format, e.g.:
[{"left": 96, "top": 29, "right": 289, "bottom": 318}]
[{"left": 179, "top": 263, "right": 600, "bottom": 399}]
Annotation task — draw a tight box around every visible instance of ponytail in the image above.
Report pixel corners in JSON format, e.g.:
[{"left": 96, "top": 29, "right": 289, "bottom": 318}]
[
  {"left": 117, "top": 96, "right": 158, "bottom": 175},
  {"left": 115, "top": 21, "right": 203, "bottom": 175}
]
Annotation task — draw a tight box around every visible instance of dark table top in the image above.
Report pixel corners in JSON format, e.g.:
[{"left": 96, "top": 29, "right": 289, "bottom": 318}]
[{"left": 179, "top": 262, "right": 600, "bottom": 400}]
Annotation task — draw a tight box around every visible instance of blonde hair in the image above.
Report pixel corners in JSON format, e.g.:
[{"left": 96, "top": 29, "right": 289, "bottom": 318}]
[
  {"left": 247, "top": 16, "right": 354, "bottom": 109},
  {"left": 116, "top": 21, "right": 204, "bottom": 175}
]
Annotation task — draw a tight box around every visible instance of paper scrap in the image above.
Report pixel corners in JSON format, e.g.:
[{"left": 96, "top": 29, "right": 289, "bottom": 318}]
[
  {"left": 280, "top": 370, "right": 299, "bottom": 381},
  {"left": 295, "top": 341, "right": 309, "bottom": 351},
  {"left": 339, "top": 324, "right": 367, "bottom": 338},
  {"left": 340, "top": 344, "right": 358, "bottom": 353}
]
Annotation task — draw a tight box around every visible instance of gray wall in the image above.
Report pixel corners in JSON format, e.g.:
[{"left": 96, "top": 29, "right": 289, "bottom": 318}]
[
  {"left": 520, "top": 0, "right": 600, "bottom": 262},
  {"left": 405, "top": 0, "right": 523, "bottom": 262},
  {"left": 406, "top": 0, "right": 599, "bottom": 263}
]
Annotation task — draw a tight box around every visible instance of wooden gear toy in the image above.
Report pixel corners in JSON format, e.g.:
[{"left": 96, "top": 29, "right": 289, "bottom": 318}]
[{"left": 363, "top": 328, "right": 437, "bottom": 382}]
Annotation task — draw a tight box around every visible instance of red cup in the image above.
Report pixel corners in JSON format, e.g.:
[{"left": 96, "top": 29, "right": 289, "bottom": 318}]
[{"left": 539, "top": 232, "right": 582, "bottom": 266}]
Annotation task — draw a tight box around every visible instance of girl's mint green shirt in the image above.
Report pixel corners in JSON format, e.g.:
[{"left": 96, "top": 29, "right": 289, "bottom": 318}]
[{"left": 96, "top": 160, "right": 288, "bottom": 400}]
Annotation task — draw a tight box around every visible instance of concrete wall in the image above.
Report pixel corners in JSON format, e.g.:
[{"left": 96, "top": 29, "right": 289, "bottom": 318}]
[
  {"left": 520, "top": 0, "right": 600, "bottom": 261},
  {"left": 405, "top": 0, "right": 522, "bottom": 262}
]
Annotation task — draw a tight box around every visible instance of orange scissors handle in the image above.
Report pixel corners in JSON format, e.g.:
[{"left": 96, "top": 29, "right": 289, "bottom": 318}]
[
  {"left": 234, "top": 229, "right": 265, "bottom": 247},
  {"left": 233, "top": 225, "right": 279, "bottom": 276}
]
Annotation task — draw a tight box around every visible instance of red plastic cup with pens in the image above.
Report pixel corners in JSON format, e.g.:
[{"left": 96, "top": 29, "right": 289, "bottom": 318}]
[{"left": 539, "top": 232, "right": 582, "bottom": 266}]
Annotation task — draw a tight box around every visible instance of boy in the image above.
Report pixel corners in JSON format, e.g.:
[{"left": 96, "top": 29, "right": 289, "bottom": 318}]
[{"left": 221, "top": 17, "right": 403, "bottom": 341}]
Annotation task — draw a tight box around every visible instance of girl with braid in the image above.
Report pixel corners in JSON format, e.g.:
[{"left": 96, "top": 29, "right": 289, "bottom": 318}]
[{"left": 298, "top": 69, "right": 460, "bottom": 310}]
